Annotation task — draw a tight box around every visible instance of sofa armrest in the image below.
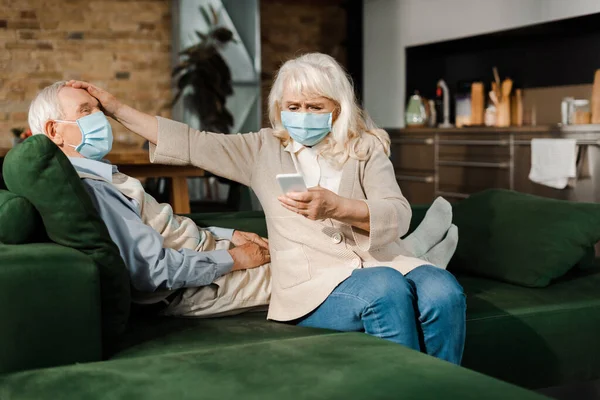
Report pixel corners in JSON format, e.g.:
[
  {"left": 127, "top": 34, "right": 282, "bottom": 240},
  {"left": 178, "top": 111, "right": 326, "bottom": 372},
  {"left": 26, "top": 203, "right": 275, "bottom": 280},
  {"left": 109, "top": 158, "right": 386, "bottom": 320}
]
[{"left": 0, "top": 243, "right": 102, "bottom": 374}]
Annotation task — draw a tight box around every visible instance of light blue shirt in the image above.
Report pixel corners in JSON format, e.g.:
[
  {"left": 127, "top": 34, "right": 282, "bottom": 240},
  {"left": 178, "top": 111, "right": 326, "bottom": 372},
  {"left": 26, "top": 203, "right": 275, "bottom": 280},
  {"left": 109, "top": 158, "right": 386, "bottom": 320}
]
[{"left": 69, "top": 157, "right": 234, "bottom": 293}]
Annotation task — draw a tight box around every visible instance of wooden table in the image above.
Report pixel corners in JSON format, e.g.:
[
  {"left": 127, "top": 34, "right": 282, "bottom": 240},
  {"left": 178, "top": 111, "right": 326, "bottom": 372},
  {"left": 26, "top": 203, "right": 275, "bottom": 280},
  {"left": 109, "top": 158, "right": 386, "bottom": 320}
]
[{"left": 0, "top": 144, "right": 204, "bottom": 214}]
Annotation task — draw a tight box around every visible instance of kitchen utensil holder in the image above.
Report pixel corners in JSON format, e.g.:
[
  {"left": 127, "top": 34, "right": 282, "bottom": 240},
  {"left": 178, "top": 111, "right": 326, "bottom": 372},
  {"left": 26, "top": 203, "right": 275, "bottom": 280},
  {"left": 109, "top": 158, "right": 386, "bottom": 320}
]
[{"left": 496, "top": 98, "right": 511, "bottom": 127}]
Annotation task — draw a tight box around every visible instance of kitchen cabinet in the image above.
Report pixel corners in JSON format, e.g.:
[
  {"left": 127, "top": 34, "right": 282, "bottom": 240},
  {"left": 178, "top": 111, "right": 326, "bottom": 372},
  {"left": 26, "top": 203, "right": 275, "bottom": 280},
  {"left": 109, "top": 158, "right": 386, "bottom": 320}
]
[{"left": 389, "top": 126, "right": 566, "bottom": 204}]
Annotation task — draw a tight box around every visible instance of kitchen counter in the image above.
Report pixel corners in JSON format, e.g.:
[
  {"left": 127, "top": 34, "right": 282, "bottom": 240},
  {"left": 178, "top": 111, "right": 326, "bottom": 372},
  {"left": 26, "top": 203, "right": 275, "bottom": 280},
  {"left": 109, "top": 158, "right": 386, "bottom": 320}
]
[
  {"left": 390, "top": 125, "right": 559, "bottom": 135},
  {"left": 387, "top": 125, "right": 576, "bottom": 204},
  {"left": 390, "top": 124, "right": 600, "bottom": 135}
]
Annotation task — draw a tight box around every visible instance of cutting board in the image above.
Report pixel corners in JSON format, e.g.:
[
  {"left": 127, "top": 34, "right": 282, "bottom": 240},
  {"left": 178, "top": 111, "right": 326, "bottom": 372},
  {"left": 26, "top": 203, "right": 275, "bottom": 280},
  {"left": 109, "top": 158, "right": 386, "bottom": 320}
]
[
  {"left": 591, "top": 69, "right": 600, "bottom": 124},
  {"left": 470, "top": 82, "right": 484, "bottom": 125}
]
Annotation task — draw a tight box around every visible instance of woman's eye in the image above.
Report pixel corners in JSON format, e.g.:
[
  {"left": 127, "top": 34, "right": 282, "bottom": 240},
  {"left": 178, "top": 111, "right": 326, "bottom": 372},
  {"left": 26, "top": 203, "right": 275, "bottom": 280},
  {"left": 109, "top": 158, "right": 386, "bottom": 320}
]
[
  {"left": 309, "top": 107, "right": 322, "bottom": 111},
  {"left": 288, "top": 106, "right": 298, "bottom": 111}
]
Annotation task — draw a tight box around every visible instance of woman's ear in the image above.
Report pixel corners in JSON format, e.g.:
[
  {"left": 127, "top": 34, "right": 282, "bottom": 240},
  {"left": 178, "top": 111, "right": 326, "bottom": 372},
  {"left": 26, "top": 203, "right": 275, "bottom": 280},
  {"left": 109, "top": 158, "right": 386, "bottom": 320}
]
[
  {"left": 44, "top": 120, "right": 63, "bottom": 145},
  {"left": 332, "top": 106, "right": 341, "bottom": 123}
]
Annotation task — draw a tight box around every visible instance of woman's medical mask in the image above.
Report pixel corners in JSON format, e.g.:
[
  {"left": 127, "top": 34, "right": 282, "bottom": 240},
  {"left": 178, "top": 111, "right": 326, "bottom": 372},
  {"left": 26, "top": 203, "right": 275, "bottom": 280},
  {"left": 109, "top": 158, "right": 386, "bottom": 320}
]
[
  {"left": 281, "top": 111, "right": 332, "bottom": 147},
  {"left": 54, "top": 112, "right": 113, "bottom": 160}
]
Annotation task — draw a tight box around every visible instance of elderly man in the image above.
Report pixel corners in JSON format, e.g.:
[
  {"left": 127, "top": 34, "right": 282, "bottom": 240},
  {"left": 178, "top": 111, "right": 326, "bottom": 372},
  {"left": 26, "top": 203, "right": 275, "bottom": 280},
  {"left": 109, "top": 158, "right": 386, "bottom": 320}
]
[{"left": 28, "top": 81, "right": 271, "bottom": 317}]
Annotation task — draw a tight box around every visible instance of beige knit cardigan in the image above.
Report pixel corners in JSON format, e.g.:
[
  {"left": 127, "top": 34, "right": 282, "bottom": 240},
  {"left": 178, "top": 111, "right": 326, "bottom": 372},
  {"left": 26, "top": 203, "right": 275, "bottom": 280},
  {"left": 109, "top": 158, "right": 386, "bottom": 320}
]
[{"left": 150, "top": 117, "right": 426, "bottom": 321}]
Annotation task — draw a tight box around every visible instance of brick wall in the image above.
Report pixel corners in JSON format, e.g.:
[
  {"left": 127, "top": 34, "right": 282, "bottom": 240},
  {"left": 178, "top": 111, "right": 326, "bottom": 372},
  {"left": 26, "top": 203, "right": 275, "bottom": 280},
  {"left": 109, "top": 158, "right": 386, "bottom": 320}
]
[
  {"left": 260, "top": 0, "right": 347, "bottom": 126},
  {"left": 0, "top": 0, "right": 172, "bottom": 148}
]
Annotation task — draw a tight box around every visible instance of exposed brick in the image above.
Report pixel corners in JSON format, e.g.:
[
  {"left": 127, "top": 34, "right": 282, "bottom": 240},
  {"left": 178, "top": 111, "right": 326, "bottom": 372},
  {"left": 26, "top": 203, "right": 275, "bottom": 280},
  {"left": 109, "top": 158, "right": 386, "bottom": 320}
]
[
  {"left": 18, "top": 30, "right": 37, "bottom": 40},
  {"left": 139, "top": 22, "right": 155, "bottom": 31},
  {"left": 84, "top": 31, "right": 117, "bottom": 40},
  {"left": 36, "top": 42, "right": 53, "bottom": 50},
  {"left": 20, "top": 10, "right": 36, "bottom": 19},
  {"left": 80, "top": 72, "right": 113, "bottom": 81},
  {"left": 157, "top": 43, "right": 170, "bottom": 52},
  {"left": 8, "top": 20, "right": 40, "bottom": 29},
  {"left": 38, "top": 30, "right": 70, "bottom": 41},
  {"left": 39, "top": 20, "right": 59, "bottom": 30},
  {"left": 29, "top": 71, "right": 63, "bottom": 80},
  {"left": 11, "top": 111, "right": 28, "bottom": 121},
  {"left": 1, "top": 0, "right": 172, "bottom": 132},
  {"left": 67, "top": 31, "right": 84, "bottom": 40},
  {"left": 5, "top": 41, "right": 37, "bottom": 50},
  {"left": 260, "top": 1, "right": 347, "bottom": 126},
  {"left": 115, "top": 71, "right": 130, "bottom": 80},
  {"left": 38, "top": 80, "right": 56, "bottom": 90},
  {"left": 63, "top": 71, "right": 82, "bottom": 80}
]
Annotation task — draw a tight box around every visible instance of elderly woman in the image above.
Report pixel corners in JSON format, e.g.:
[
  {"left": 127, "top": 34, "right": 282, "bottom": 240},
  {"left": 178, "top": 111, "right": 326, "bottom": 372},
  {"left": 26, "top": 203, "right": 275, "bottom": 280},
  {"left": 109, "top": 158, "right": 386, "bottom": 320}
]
[{"left": 67, "top": 53, "right": 466, "bottom": 364}]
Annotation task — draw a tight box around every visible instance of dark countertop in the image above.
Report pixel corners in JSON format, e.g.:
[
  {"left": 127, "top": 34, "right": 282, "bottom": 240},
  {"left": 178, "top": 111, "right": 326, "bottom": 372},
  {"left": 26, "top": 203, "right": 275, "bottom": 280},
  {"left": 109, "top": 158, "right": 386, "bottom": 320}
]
[
  {"left": 387, "top": 125, "right": 559, "bottom": 135},
  {"left": 388, "top": 124, "right": 600, "bottom": 135}
]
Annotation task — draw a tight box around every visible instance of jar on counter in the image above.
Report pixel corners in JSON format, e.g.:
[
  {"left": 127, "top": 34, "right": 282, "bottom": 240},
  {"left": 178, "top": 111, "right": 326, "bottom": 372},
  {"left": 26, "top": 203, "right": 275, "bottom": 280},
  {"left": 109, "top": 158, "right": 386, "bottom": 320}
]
[{"left": 570, "top": 99, "right": 591, "bottom": 125}]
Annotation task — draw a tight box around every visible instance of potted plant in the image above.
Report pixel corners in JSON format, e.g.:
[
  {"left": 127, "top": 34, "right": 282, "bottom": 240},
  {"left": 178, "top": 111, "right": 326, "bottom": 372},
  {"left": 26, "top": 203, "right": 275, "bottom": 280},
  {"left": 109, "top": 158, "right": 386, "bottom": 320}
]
[
  {"left": 171, "top": 4, "right": 236, "bottom": 133},
  {"left": 170, "top": 5, "right": 243, "bottom": 211}
]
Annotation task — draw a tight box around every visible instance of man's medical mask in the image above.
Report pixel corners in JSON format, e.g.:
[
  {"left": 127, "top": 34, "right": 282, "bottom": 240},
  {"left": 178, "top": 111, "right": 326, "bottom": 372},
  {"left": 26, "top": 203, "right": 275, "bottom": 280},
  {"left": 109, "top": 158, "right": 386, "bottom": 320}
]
[
  {"left": 54, "top": 112, "right": 113, "bottom": 160},
  {"left": 281, "top": 111, "right": 332, "bottom": 147}
]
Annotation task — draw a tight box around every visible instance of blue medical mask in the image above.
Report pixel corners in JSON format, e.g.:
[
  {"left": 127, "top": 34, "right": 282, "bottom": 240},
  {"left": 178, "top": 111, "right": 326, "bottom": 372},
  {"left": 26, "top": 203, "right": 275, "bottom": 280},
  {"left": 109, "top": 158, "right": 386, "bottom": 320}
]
[
  {"left": 54, "top": 112, "right": 113, "bottom": 160},
  {"left": 281, "top": 111, "right": 332, "bottom": 147}
]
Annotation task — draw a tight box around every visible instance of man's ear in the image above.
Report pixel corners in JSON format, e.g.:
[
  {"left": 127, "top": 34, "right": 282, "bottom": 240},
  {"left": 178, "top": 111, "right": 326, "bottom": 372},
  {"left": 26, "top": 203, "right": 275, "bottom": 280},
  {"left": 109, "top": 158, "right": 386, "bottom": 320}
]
[{"left": 44, "top": 120, "right": 63, "bottom": 145}]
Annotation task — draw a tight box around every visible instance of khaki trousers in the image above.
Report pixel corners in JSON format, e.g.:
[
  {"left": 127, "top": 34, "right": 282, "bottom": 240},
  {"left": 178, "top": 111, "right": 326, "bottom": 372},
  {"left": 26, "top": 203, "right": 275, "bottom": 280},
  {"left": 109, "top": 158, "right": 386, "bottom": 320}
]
[{"left": 161, "top": 235, "right": 271, "bottom": 317}]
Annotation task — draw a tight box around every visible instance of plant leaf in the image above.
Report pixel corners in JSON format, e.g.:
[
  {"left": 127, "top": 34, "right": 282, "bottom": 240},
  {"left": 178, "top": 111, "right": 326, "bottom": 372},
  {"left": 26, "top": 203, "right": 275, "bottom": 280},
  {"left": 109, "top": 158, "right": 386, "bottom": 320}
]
[
  {"left": 195, "top": 30, "right": 208, "bottom": 41},
  {"left": 170, "top": 89, "right": 184, "bottom": 108},
  {"left": 209, "top": 4, "right": 218, "bottom": 24},
  {"left": 171, "top": 61, "right": 190, "bottom": 77},
  {"left": 199, "top": 6, "right": 212, "bottom": 27}
]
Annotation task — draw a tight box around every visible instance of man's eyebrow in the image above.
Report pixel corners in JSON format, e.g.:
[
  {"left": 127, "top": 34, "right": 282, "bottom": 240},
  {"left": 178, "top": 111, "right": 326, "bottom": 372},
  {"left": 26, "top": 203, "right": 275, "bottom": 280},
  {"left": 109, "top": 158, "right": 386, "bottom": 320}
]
[{"left": 77, "top": 101, "right": 97, "bottom": 112}]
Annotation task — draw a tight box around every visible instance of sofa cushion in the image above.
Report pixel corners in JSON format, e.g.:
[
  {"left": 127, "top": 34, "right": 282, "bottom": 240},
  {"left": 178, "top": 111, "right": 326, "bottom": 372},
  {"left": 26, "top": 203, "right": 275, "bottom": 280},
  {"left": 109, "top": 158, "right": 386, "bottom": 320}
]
[
  {"left": 0, "top": 332, "right": 544, "bottom": 400},
  {"left": 2, "top": 135, "right": 130, "bottom": 344},
  {"left": 113, "top": 312, "right": 333, "bottom": 359},
  {"left": 451, "top": 189, "right": 600, "bottom": 287},
  {"left": 461, "top": 269, "right": 600, "bottom": 389},
  {"left": 0, "top": 190, "right": 44, "bottom": 244}
]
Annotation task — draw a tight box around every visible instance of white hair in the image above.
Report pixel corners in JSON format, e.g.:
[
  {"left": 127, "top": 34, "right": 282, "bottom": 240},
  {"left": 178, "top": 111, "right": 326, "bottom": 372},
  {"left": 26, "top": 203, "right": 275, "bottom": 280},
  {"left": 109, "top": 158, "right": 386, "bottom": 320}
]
[
  {"left": 28, "top": 81, "right": 67, "bottom": 135},
  {"left": 268, "top": 53, "right": 390, "bottom": 165}
]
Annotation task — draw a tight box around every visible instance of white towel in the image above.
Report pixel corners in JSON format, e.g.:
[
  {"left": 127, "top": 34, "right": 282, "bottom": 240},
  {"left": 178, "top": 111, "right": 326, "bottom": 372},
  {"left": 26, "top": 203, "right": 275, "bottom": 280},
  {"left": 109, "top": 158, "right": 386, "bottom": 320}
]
[{"left": 529, "top": 138, "right": 577, "bottom": 189}]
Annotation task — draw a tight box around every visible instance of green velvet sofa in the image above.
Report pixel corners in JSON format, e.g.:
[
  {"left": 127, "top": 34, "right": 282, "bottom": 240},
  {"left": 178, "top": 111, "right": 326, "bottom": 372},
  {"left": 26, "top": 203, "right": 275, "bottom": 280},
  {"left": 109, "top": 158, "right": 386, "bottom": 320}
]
[{"left": 1, "top": 208, "right": 561, "bottom": 400}]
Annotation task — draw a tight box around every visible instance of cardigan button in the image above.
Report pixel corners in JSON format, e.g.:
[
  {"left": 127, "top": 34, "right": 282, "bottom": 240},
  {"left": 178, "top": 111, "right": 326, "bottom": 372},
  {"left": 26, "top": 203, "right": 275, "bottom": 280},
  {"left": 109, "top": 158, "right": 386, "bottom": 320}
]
[{"left": 331, "top": 232, "right": 344, "bottom": 244}]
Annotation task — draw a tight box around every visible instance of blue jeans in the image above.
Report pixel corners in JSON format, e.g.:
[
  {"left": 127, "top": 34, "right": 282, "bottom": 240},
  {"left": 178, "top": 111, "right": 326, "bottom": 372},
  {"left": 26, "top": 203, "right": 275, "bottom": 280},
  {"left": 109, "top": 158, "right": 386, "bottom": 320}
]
[{"left": 296, "top": 266, "right": 466, "bottom": 364}]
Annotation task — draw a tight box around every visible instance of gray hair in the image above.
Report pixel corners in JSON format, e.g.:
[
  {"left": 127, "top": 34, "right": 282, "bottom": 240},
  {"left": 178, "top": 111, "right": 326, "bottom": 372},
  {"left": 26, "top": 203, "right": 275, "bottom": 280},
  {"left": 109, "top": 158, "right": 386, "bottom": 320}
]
[
  {"left": 28, "top": 81, "right": 67, "bottom": 135},
  {"left": 268, "top": 53, "right": 390, "bottom": 165}
]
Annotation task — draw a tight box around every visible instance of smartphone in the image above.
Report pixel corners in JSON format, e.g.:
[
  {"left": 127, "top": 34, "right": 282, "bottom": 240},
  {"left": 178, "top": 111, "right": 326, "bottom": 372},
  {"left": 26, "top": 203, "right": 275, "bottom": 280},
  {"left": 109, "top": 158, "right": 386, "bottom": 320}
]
[{"left": 276, "top": 173, "right": 308, "bottom": 194}]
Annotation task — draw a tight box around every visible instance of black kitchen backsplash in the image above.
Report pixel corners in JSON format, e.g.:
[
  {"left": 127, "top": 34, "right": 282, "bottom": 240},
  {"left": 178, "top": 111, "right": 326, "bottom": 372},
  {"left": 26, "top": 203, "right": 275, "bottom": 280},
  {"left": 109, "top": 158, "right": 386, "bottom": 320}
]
[{"left": 406, "top": 12, "right": 600, "bottom": 120}]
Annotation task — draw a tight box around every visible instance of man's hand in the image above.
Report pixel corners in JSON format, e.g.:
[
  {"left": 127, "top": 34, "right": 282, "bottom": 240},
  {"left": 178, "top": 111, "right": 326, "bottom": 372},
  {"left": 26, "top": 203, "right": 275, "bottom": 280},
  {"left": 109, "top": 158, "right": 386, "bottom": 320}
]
[
  {"left": 278, "top": 186, "right": 343, "bottom": 220},
  {"left": 231, "top": 230, "right": 269, "bottom": 249},
  {"left": 228, "top": 242, "right": 270, "bottom": 271},
  {"left": 65, "top": 80, "right": 122, "bottom": 118}
]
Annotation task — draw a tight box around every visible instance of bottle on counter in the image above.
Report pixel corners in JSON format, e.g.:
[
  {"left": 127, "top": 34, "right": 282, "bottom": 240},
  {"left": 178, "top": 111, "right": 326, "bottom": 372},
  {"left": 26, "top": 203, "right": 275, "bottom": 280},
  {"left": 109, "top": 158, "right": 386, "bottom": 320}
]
[
  {"left": 405, "top": 91, "right": 427, "bottom": 127},
  {"left": 428, "top": 100, "right": 437, "bottom": 127}
]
